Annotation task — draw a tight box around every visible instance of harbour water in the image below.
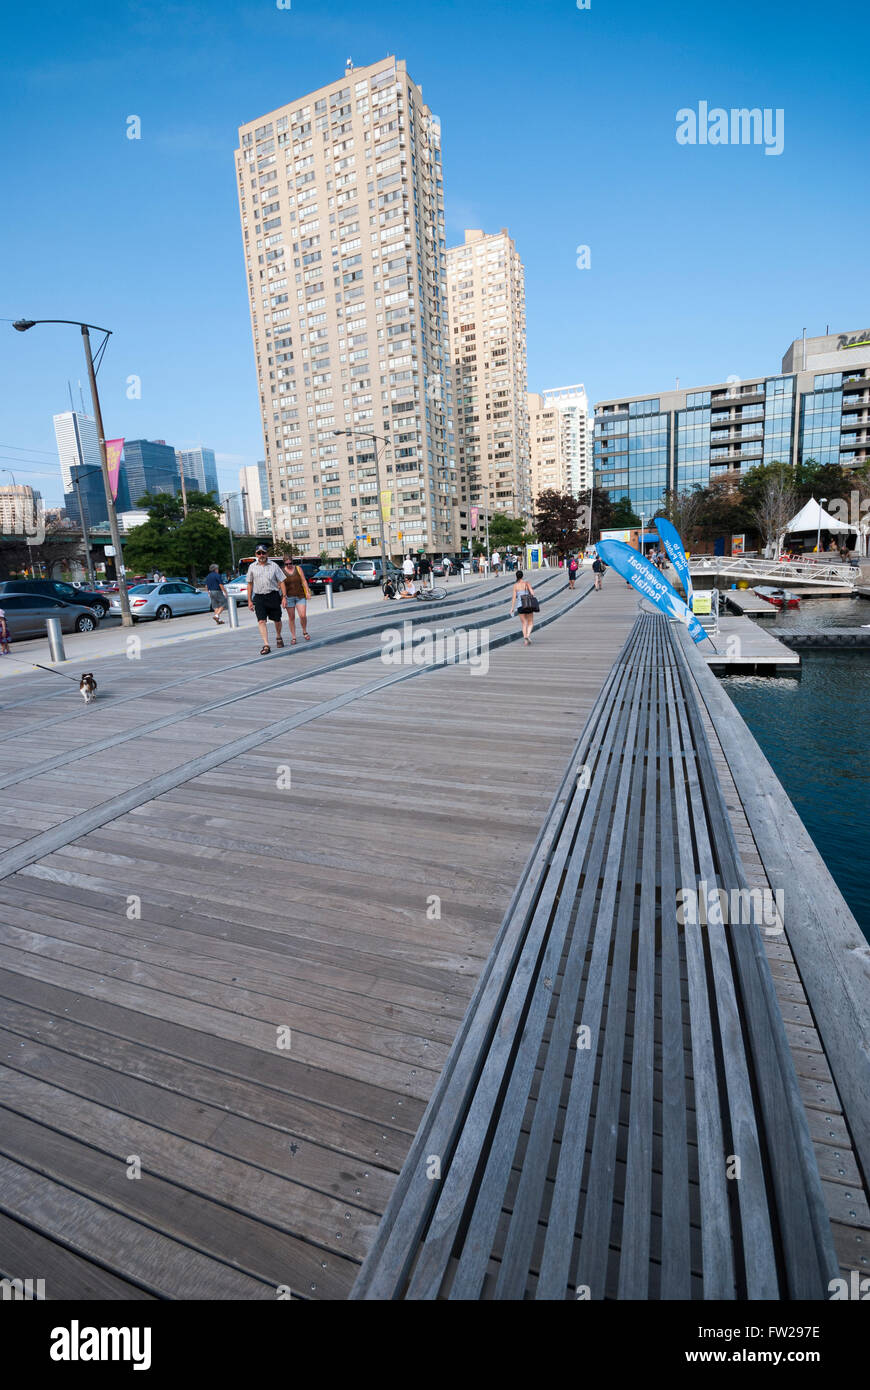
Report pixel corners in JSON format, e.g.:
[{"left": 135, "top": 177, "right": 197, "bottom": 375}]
[{"left": 720, "top": 595, "right": 870, "bottom": 937}]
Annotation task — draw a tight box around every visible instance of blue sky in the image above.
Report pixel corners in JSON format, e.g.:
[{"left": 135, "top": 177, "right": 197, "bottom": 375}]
[{"left": 1, "top": 0, "right": 867, "bottom": 507}]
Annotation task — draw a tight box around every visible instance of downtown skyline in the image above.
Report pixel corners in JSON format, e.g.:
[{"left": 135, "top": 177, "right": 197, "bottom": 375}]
[{"left": 2, "top": 0, "right": 867, "bottom": 512}]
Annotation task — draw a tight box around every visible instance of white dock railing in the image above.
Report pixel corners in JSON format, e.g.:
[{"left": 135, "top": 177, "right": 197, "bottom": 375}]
[{"left": 687, "top": 555, "right": 855, "bottom": 587}]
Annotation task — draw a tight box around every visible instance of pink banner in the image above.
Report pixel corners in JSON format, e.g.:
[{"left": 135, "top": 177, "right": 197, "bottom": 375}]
[
  {"left": 105, "top": 438, "right": 124, "bottom": 501},
  {"left": 470, "top": 506, "right": 479, "bottom": 532}
]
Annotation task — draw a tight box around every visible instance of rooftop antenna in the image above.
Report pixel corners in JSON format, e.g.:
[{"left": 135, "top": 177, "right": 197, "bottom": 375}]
[
  {"left": 675, "top": 377, "right": 680, "bottom": 390},
  {"left": 79, "top": 380, "right": 86, "bottom": 413},
  {"left": 67, "top": 380, "right": 75, "bottom": 412}
]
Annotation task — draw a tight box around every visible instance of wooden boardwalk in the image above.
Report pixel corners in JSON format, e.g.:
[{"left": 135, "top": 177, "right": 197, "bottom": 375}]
[
  {"left": 0, "top": 573, "right": 641, "bottom": 1299},
  {"left": 352, "top": 614, "right": 866, "bottom": 1300},
  {"left": 1, "top": 575, "right": 866, "bottom": 1299}
]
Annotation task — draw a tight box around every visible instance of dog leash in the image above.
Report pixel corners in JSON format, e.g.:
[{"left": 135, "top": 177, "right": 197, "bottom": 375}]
[{"left": 32, "top": 664, "right": 83, "bottom": 682}]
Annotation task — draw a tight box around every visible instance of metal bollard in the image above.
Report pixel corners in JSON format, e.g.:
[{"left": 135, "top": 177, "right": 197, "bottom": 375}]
[
  {"left": 226, "top": 594, "right": 239, "bottom": 628},
  {"left": 46, "top": 616, "right": 66, "bottom": 662},
  {"left": 324, "top": 579, "right": 335, "bottom": 610}
]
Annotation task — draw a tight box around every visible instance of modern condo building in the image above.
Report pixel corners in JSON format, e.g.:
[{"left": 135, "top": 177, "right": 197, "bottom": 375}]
[
  {"left": 235, "top": 56, "right": 457, "bottom": 560},
  {"left": 594, "top": 329, "right": 870, "bottom": 515},
  {"left": 447, "top": 228, "right": 530, "bottom": 523}
]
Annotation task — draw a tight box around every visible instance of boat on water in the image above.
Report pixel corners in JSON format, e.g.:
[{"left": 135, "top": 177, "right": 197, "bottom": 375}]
[{"left": 754, "top": 585, "right": 801, "bottom": 609}]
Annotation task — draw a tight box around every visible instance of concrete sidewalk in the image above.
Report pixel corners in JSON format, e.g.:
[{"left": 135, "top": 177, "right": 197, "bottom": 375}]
[{"left": 0, "top": 571, "right": 506, "bottom": 680}]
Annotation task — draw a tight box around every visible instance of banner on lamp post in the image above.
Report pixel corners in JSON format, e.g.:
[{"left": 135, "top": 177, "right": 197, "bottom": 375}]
[
  {"left": 380, "top": 489, "right": 392, "bottom": 524},
  {"left": 470, "top": 506, "right": 479, "bottom": 532},
  {"left": 104, "top": 439, "right": 124, "bottom": 502},
  {"left": 653, "top": 515, "right": 693, "bottom": 603},
  {"left": 595, "top": 539, "right": 709, "bottom": 644}
]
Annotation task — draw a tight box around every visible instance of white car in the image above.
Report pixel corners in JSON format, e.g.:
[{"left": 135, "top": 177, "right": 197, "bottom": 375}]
[
  {"left": 224, "top": 575, "right": 250, "bottom": 606},
  {"left": 110, "top": 581, "right": 211, "bottom": 622}
]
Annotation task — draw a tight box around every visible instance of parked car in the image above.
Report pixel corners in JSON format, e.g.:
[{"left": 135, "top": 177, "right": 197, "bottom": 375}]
[
  {"left": 109, "top": 581, "right": 211, "bottom": 622},
  {"left": 224, "top": 575, "right": 250, "bottom": 606},
  {"left": 0, "top": 578, "right": 111, "bottom": 618},
  {"left": 352, "top": 559, "right": 403, "bottom": 585},
  {"left": 308, "top": 566, "right": 364, "bottom": 594},
  {"left": 431, "top": 558, "right": 459, "bottom": 577},
  {"left": 0, "top": 592, "right": 101, "bottom": 640}
]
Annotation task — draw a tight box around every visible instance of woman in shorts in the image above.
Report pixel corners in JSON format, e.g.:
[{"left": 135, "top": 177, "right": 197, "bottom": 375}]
[{"left": 282, "top": 557, "right": 311, "bottom": 643}]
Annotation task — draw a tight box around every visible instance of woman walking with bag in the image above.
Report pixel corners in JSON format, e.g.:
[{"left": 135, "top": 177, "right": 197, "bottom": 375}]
[
  {"left": 281, "top": 557, "right": 311, "bottom": 644},
  {"left": 510, "top": 569, "right": 539, "bottom": 646}
]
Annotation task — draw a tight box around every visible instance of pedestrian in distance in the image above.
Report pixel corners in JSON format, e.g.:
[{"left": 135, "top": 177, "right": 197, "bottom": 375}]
[
  {"left": 568, "top": 554, "right": 579, "bottom": 590},
  {"left": 442, "top": 555, "right": 452, "bottom": 580},
  {"left": 281, "top": 556, "right": 311, "bottom": 644},
  {"left": 510, "top": 568, "right": 539, "bottom": 645},
  {"left": 592, "top": 555, "right": 606, "bottom": 591},
  {"left": 491, "top": 549, "right": 501, "bottom": 576},
  {"left": 246, "top": 545, "right": 288, "bottom": 655},
  {"left": 403, "top": 553, "right": 415, "bottom": 586},
  {"left": 419, "top": 553, "right": 431, "bottom": 585},
  {"left": 205, "top": 563, "right": 228, "bottom": 624},
  {"left": 0, "top": 605, "right": 10, "bottom": 655}
]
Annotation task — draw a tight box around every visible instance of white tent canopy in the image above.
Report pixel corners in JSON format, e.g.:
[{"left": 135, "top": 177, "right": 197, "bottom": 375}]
[{"left": 783, "top": 496, "right": 853, "bottom": 534}]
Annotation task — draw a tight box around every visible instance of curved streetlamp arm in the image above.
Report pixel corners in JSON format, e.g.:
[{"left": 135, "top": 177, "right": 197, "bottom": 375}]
[{"left": 13, "top": 318, "right": 113, "bottom": 336}]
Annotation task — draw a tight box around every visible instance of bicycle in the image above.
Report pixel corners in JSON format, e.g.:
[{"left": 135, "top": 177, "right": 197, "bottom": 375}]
[{"left": 382, "top": 578, "right": 446, "bottom": 602}]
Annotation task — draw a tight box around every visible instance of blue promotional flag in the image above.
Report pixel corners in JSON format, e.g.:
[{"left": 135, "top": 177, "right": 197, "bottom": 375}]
[
  {"left": 654, "top": 515, "right": 693, "bottom": 603},
  {"left": 596, "top": 539, "right": 709, "bottom": 644}
]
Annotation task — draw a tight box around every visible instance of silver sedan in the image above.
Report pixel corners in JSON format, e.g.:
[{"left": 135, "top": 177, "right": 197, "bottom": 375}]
[
  {"left": 0, "top": 592, "right": 101, "bottom": 639},
  {"left": 224, "top": 575, "right": 250, "bottom": 606},
  {"left": 110, "top": 581, "right": 211, "bottom": 622}
]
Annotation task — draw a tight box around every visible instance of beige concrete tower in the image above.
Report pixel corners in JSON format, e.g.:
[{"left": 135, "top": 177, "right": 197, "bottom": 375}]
[
  {"left": 235, "top": 56, "right": 457, "bottom": 560},
  {"left": 447, "top": 229, "right": 530, "bottom": 523},
  {"left": 528, "top": 392, "right": 570, "bottom": 499}
]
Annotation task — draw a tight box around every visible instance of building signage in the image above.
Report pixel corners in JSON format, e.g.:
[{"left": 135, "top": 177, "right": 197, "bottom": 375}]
[{"left": 838, "top": 330, "right": 870, "bottom": 351}]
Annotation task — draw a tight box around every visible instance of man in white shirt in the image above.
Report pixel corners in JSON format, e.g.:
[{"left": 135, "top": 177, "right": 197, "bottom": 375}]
[
  {"left": 402, "top": 555, "right": 415, "bottom": 583},
  {"left": 491, "top": 550, "right": 501, "bottom": 575},
  {"left": 246, "top": 546, "right": 288, "bottom": 654}
]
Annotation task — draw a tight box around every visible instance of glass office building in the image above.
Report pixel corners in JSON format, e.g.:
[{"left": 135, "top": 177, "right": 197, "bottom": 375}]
[
  {"left": 594, "top": 398, "right": 670, "bottom": 514},
  {"left": 594, "top": 330, "right": 870, "bottom": 513}
]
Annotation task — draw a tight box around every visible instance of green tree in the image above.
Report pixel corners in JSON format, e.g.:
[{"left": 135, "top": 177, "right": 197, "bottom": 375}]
[
  {"left": 486, "top": 512, "right": 527, "bottom": 548},
  {"left": 533, "top": 489, "right": 583, "bottom": 559},
  {"left": 123, "top": 490, "right": 230, "bottom": 580},
  {"left": 344, "top": 541, "right": 358, "bottom": 563},
  {"left": 176, "top": 508, "right": 232, "bottom": 577}
]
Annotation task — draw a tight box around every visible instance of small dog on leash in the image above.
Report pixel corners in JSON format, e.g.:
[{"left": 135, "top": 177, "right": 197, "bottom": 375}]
[{"left": 79, "top": 673, "right": 98, "bottom": 704}]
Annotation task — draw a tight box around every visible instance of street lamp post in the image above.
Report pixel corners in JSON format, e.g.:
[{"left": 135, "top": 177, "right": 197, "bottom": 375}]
[
  {"left": 816, "top": 497, "right": 827, "bottom": 557},
  {"left": 335, "top": 429, "right": 391, "bottom": 580},
  {"left": 12, "top": 318, "right": 133, "bottom": 625},
  {"left": 221, "top": 489, "right": 247, "bottom": 571}
]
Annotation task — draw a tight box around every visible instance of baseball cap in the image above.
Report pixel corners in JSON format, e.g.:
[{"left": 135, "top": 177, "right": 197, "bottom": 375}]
[{"left": 255, "top": 545, "right": 268, "bottom": 554}]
